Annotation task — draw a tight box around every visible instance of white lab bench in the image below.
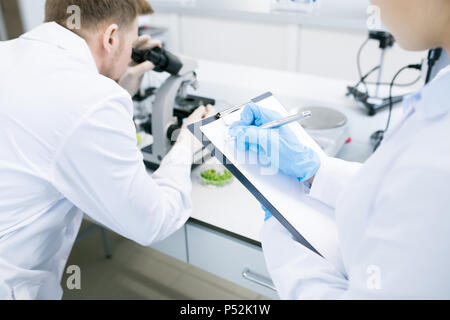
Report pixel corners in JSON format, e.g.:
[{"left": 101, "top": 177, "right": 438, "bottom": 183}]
[{"left": 92, "top": 59, "right": 414, "bottom": 299}]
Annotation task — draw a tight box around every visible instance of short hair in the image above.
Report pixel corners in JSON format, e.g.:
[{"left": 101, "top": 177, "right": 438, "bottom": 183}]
[{"left": 44, "top": 0, "right": 153, "bottom": 31}]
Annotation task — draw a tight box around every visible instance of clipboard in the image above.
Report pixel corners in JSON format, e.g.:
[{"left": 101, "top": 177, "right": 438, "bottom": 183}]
[{"left": 188, "top": 92, "right": 344, "bottom": 273}]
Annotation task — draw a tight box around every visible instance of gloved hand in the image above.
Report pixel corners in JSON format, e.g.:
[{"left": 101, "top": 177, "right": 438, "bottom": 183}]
[
  {"left": 119, "top": 35, "right": 162, "bottom": 96},
  {"left": 262, "top": 206, "right": 273, "bottom": 222},
  {"left": 229, "top": 103, "right": 321, "bottom": 182}
]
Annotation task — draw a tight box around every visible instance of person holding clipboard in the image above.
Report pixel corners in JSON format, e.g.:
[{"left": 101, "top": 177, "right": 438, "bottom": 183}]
[{"left": 229, "top": 0, "right": 450, "bottom": 299}]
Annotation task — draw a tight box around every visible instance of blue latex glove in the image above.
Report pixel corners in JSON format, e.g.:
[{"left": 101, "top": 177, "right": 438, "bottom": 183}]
[
  {"left": 262, "top": 206, "right": 273, "bottom": 222},
  {"left": 229, "top": 103, "right": 321, "bottom": 182}
]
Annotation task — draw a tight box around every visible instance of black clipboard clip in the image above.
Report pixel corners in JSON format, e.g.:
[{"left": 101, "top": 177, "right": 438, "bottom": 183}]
[{"left": 215, "top": 92, "right": 275, "bottom": 120}]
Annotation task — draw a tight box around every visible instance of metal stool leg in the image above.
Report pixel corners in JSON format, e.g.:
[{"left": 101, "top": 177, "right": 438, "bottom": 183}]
[{"left": 100, "top": 227, "right": 113, "bottom": 260}]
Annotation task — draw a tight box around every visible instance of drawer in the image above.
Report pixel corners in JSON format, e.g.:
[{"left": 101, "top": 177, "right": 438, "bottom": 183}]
[
  {"left": 187, "top": 223, "right": 279, "bottom": 299},
  {"left": 151, "top": 226, "right": 188, "bottom": 263}
]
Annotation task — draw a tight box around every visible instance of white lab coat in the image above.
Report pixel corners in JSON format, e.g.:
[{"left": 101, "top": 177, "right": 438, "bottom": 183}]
[
  {"left": 261, "top": 65, "right": 450, "bottom": 299},
  {"left": 0, "top": 23, "right": 196, "bottom": 299}
]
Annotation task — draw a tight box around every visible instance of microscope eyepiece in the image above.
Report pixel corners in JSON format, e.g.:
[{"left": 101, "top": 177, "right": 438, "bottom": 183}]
[{"left": 132, "top": 47, "right": 183, "bottom": 76}]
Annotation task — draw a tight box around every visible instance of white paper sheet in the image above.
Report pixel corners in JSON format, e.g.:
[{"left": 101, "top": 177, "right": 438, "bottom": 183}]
[{"left": 200, "top": 94, "right": 345, "bottom": 275}]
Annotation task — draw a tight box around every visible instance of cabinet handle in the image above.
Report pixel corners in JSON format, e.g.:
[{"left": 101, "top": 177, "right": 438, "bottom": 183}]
[{"left": 242, "top": 268, "right": 276, "bottom": 291}]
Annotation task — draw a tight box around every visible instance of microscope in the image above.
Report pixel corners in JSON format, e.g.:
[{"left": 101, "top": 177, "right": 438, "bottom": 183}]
[{"left": 131, "top": 47, "right": 215, "bottom": 170}]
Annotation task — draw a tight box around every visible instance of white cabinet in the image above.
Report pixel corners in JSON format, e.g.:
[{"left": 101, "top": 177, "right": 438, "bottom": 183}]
[
  {"left": 149, "top": 221, "right": 278, "bottom": 299},
  {"left": 186, "top": 223, "right": 279, "bottom": 300},
  {"left": 150, "top": 225, "right": 188, "bottom": 263}
]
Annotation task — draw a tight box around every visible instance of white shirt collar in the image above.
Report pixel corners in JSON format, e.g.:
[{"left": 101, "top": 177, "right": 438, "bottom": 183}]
[{"left": 20, "top": 22, "right": 98, "bottom": 73}]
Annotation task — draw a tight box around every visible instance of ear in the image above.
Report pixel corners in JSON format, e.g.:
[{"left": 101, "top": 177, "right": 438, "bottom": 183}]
[{"left": 102, "top": 24, "right": 120, "bottom": 53}]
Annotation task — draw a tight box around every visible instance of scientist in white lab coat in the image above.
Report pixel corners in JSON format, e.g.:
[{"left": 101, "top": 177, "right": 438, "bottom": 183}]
[
  {"left": 0, "top": 0, "right": 212, "bottom": 300},
  {"left": 229, "top": 0, "right": 450, "bottom": 299}
]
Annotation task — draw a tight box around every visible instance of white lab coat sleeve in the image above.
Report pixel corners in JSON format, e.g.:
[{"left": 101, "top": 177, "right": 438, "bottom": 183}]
[
  {"left": 340, "top": 163, "right": 450, "bottom": 299},
  {"left": 51, "top": 96, "right": 193, "bottom": 246},
  {"left": 261, "top": 218, "right": 348, "bottom": 300},
  {"left": 263, "top": 162, "right": 450, "bottom": 300},
  {"left": 308, "top": 157, "right": 362, "bottom": 208}
]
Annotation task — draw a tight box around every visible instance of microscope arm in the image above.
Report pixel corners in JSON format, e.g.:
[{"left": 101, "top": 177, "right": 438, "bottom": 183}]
[{"left": 151, "top": 56, "right": 198, "bottom": 162}]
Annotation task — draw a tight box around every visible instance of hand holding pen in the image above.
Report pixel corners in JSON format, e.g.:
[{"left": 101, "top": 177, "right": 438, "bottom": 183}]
[
  {"left": 227, "top": 109, "right": 312, "bottom": 141},
  {"left": 228, "top": 103, "right": 320, "bottom": 183}
]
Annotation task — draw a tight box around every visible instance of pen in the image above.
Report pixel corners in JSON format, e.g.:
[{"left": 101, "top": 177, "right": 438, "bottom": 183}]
[
  {"left": 227, "top": 110, "right": 312, "bottom": 141},
  {"left": 259, "top": 110, "right": 312, "bottom": 129}
]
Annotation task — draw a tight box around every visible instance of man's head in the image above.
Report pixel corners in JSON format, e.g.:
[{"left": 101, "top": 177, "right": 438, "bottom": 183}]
[
  {"left": 370, "top": 0, "right": 450, "bottom": 52},
  {"left": 45, "top": 0, "right": 153, "bottom": 80}
]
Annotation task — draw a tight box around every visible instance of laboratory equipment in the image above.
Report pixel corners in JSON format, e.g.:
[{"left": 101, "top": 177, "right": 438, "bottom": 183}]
[
  {"left": 296, "top": 106, "right": 349, "bottom": 157},
  {"left": 131, "top": 32, "right": 216, "bottom": 170},
  {"left": 347, "top": 31, "right": 406, "bottom": 116},
  {"left": 370, "top": 47, "right": 448, "bottom": 150},
  {"left": 371, "top": 63, "right": 422, "bottom": 151},
  {"left": 132, "top": 47, "right": 183, "bottom": 76}
]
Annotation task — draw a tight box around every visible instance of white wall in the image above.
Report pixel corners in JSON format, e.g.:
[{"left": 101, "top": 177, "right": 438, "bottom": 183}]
[
  {"left": 17, "top": 0, "right": 426, "bottom": 84},
  {"left": 0, "top": 3, "right": 7, "bottom": 40},
  {"left": 179, "top": 15, "right": 294, "bottom": 71},
  {"left": 18, "top": 0, "right": 45, "bottom": 31},
  {"left": 298, "top": 26, "right": 426, "bottom": 82},
  {"left": 152, "top": 0, "right": 372, "bottom": 26},
  {"left": 145, "top": 13, "right": 426, "bottom": 83}
]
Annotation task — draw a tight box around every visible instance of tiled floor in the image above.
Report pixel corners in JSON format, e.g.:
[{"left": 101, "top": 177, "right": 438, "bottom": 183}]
[{"left": 62, "top": 222, "right": 270, "bottom": 300}]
